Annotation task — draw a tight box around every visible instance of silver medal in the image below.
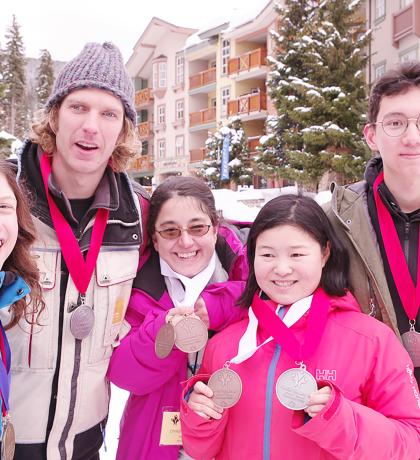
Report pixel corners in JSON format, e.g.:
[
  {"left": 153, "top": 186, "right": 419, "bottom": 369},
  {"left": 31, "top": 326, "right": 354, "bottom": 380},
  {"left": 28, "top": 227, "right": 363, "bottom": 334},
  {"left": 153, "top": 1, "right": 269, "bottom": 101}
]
[
  {"left": 70, "top": 304, "right": 94, "bottom": 340},
  {"left": 276, "top": 365, "right": 317, "bottom": 410},
  {"left": 402, "top": 329, "right": 420, "bottom": 367}
]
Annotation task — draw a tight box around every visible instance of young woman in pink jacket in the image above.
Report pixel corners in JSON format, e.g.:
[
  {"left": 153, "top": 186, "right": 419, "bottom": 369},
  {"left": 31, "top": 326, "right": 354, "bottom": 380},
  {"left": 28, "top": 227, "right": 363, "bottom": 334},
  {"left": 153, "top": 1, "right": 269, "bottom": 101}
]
[
  {"left": 181, "top": 194, "right": 420, "bottom": 460},
  {"left": 107, "top": 176, "right": 248, "bottom": 459}
]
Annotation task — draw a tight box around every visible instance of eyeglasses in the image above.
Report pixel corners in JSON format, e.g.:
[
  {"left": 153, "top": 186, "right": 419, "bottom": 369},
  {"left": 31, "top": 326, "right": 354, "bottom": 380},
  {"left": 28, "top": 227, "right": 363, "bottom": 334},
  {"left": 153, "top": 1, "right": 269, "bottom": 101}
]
[
  {"left": 374, "top": 115, "right": 420, "bottom": 137},
  {"left": 156, "top": 224, "right": 212, "bottom": 240}
]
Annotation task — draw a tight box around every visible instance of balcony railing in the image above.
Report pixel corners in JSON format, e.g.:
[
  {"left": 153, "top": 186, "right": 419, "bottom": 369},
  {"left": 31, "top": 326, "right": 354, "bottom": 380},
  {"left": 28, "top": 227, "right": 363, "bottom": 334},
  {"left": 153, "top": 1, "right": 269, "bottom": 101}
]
[
  {"left": 228, "top": 48, "right": 267, "bottom": 75},
  {"left": 135, "top": 88, "right": 153, "bottom": 107},
  {"left": 190, "top": 148, "right": 206, "bottom": 163},
  {"left": 228, "top": 92, "right": 267, "bottom": 117},
  {"left": 189, "top": 107, "right": 216, "bottom": 127},
  {"left": 393, "top": 1, "right": 420, "bottom": 46},
  {"left": 138, "top": 121, "right": 153, "bottom": 138},
  {"left": 189, "top": 68, "right": 216, "bottom": 90},
  {"left": 129, "top": 154, "right": 154, "bottom": 172}
]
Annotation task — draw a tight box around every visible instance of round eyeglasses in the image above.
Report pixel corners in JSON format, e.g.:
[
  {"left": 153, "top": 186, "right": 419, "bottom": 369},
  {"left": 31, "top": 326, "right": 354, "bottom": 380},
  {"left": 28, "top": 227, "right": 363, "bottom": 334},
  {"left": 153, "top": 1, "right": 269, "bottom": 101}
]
[
  {"left": 374, "top": 115, "right": 420, "bottom": 137},
  {"left": 156, "top": 224, "right": 211, "bottom": 240}
]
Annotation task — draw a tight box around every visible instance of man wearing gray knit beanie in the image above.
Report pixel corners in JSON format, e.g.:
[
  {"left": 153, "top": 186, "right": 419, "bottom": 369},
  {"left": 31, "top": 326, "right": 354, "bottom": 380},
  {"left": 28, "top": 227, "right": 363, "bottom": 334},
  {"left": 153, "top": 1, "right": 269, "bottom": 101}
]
[{"left": 9, "top": 42, "right": 149, "bottom": 460}]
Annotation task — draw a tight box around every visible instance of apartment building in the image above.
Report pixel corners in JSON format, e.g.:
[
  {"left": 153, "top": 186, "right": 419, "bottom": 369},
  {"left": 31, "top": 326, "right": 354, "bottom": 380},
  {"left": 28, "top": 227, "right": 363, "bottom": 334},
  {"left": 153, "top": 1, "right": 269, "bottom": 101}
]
[
  {"left": 367, "top": 0, "right": 420, "bottom": 84},
  {"left": 126, "top": 18, "right": 197, "bottom": 185},
  {"left": 127, "top": 1, "right": 279, "bottom": 187}
]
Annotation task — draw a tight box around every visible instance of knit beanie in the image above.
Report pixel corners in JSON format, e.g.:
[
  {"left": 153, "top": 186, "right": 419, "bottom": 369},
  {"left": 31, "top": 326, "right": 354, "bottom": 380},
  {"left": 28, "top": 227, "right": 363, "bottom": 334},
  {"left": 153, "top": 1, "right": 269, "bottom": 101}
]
[{"left": 45, "top": 42, "right": 136, "bottom": 125}]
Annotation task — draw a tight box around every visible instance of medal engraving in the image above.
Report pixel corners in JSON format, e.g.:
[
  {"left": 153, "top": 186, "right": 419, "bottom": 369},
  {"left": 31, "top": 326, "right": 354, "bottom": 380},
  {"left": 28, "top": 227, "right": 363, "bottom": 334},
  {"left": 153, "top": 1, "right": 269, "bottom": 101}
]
[
  {"left": 155, "top": 323, "right": 175, "bottom": 359},
  {"left": 276, "top": 368, "right": 317, "bottom": 410},
  {"left": 174, "top": 316, "right": 208, "bottom": 353},
  {"left": 402, "top": 330, "right": 420, "bottom": 367},
  {"left": 1, "top": 419, "right": 15, "bottom": 460},
  {"left": 208, "top": 368, "right": 242, "bottom": 408},
  {"left": 69, "top": 304, "right": 94, "bottom": 340}
]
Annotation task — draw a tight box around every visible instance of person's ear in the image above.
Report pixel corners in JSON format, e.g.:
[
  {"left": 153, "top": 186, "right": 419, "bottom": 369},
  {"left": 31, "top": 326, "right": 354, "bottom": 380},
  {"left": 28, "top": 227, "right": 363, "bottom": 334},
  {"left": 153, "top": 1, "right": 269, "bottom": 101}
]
[
  {"left": 321, "top": 241, "right": 331, "bottom": 268},
  {"left": 364, "top": 123, "right": 379, "bottom": 152}
]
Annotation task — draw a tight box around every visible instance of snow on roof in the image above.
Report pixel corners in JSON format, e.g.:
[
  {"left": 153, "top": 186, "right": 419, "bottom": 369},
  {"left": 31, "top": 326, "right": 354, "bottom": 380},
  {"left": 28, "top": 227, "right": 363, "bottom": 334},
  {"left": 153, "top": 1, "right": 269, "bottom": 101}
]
[{"left": 0, "top": 131, "right": 17, "bottom": 140}]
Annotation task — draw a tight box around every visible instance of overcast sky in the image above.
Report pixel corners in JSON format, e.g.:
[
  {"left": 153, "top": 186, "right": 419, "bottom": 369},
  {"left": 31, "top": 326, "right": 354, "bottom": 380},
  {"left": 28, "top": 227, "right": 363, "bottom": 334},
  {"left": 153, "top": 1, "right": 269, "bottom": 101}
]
[{"left": 0, "top": 0, "right": 250, "bottom": 63}]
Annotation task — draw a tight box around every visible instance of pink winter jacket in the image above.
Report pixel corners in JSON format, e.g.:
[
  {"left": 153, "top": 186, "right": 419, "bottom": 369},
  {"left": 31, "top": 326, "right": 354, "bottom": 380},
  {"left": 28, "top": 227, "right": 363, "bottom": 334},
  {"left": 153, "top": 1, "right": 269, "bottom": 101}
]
[
  {"left": 107, "top": 225, "right": 248, "bottom": 460},
  {"left": 181, "top": 292, "right": 420, "bottom": 460}
]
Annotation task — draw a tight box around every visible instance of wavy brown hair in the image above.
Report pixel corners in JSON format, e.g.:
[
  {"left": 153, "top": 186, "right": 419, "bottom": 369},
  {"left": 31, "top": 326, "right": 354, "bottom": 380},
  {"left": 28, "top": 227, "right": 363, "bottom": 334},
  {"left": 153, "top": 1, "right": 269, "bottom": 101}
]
[
  {"left": 0, "top": 161, "right": 45, "bottom": 329},
  {"left": 30, "top": 98, "right": 140, "bottom": 172}
]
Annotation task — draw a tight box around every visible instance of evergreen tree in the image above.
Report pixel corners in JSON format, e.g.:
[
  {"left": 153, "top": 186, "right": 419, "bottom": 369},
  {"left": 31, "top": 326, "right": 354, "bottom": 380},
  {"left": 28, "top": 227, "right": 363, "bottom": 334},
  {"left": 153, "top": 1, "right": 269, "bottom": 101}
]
[
  {"left": 258, "top": 0, "right": 371, "bottom": 190},
  {"left": 36, "top": 49, "right": 54, "bottom": 107},
  {"left": 3, "top": 16, "right": 28, "bottom": 138},
  {"left": 0, "top": 44, "right": 6, "bottom": 130},
  {"left": 201, "top": 117, "right": 252, "bottom": 188}
]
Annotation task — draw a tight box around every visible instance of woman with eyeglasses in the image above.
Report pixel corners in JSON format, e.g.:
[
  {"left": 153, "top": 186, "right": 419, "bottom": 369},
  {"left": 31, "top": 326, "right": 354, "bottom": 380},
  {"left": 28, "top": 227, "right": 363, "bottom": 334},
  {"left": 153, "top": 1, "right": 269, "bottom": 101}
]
[{"left": 108, "top": 176, "right": 248, "bottom": 460}]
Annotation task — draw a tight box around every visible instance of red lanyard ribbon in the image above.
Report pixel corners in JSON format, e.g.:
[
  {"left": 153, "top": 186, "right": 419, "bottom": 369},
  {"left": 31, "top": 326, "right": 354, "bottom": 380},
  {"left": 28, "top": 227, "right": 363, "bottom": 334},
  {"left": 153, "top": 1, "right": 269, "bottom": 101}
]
[
  {"left": 373, "top": 171, "right": 420, "bottom": 321},
  {"left": 251, "top": 287, "right": 330, "bottom": 361},
  {"left": 39, "top": 154, "right": 109, "bottom": 294}
]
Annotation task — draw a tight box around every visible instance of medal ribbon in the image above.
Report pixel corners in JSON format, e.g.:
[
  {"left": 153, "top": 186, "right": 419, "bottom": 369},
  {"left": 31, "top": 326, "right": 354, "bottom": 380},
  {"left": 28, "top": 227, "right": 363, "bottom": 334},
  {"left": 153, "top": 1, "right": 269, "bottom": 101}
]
[
  {"left": 251, "top": 287, "right": 330, "bottom": 362},
  {"left": 0, "top": 322, "right": 11, "bottom": 416},
  {"left": 40, "top": 154, "right": 109, "bottom": 294},
  {"left": 373, "top": 171, "right": 420, "bottom": 321}
]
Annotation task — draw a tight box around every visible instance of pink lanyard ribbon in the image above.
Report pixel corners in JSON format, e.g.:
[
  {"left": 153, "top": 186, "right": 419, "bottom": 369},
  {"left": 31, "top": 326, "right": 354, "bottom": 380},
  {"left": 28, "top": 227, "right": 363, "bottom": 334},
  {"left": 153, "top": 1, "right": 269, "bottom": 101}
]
[
  {"left": 251, "top": 287, "right": 330, "bottom": 361},
  {"left": 373, "top": 171, "right": 420, "bottom": 321},
  {"left": 39, "top": 154, "right": 109, "bottom": 294}
]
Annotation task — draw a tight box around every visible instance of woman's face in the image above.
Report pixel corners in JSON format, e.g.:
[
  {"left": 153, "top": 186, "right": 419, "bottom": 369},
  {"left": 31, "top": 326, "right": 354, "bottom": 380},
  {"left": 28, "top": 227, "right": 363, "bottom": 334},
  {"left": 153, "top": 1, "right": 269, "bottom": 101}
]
[
  {"left": 0, "top": 173, "right": 18, "bottom": 271},
  {"left": 152, "top": 195, "right": 218, "bottom": 278},
  {"left": 254, "top": 224, "right": 329, "bottom": 305}
]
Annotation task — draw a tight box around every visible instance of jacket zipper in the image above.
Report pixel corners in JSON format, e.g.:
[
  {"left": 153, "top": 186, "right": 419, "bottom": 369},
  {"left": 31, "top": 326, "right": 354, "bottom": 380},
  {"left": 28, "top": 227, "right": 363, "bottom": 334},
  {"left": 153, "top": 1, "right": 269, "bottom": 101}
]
[
  {"left": 263, "top": 308, "right": 286, "bottom": 460},
  {"left": 404, "top": 221, "right": 410, "bottom": 263}
]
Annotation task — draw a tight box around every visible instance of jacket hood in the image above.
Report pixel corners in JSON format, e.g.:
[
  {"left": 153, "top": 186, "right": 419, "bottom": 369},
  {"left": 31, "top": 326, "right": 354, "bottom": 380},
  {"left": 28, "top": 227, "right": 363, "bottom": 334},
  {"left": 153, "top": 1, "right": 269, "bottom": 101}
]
[{"left": 364, "top": 155, "right": 383, "bottom": 187}]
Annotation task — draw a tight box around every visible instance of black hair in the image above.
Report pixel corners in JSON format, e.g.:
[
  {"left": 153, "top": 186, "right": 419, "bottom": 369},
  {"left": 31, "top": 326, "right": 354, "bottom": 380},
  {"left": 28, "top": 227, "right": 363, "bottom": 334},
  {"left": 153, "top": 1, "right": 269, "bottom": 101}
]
[
  {"left": 147, "top": 176, "right": 219, "bottom": 237},
  {"left": 238, "top": 194, "right": 350, "bottom": 307}
]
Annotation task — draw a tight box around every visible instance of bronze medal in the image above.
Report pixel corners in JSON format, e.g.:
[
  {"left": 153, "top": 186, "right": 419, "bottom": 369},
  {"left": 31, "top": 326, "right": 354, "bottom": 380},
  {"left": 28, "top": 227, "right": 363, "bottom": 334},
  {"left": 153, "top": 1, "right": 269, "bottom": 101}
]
[
  {"left": 174, "top": 316, "right": 208, "bottom": 353},
  {"left": 69, "top": 304, "right": 94, "bottom": 340},
  {"left": 276, "top": 367, "right": 317, "bottom": 410},
  {"left": 402, "top": 329, "right": 420, "bottom": 367},
  {"left": 208, "top": 367, "right": 242, "bottom": 408},
  {"left": 155, "top": 323, "right": 175, "bottom": 359},
  {"left": 1, "top": 419, "right": 15, "bottom": 460}
]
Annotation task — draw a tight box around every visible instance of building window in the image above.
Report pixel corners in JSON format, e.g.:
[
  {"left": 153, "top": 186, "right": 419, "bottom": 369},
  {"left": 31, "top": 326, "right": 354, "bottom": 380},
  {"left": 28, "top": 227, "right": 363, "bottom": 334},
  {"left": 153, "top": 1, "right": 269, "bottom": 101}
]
[
  {"left": 152, "top": 60, "right": 167, "bottom": 89},
  {"left": 401, "top": 0, "right": 413, "bottom": 8},
  {"left": 175, "top": 135, "right": 184, "bottom": 157},
  {"left": 176, "top": 99, "right": 184, "bottom": 120},
  {"left": 176, "top": 55, "right": 184, "bottom": 85},
  {"left": 159, "top": 62, "right": 167, "bottom": 88},
  {"left": 374, "top": 61, "right": 386, "bottom": 80},
  {"left": 210, "top": 97, "right": 217, "bottom": 109},
  {"left": 221, "top": 86, "right": 230, "bottom": 117},
  {"left": 400, "top": 45, "right": 418, "bottom": 63},
  {"left": 158, "top": 139, "right": 166, "bottom": 158},
  {"left": 141, "top": 140, "right": 149, "bottom": 155},
  {"left": 375, "top": 0, "right": 385, "bottom": 21},
  {"left": 157, "top": 105, "right": 166, "bottom": 125},
  {"left": 221, "top": 39, "right": 230, "bottom": 75}
]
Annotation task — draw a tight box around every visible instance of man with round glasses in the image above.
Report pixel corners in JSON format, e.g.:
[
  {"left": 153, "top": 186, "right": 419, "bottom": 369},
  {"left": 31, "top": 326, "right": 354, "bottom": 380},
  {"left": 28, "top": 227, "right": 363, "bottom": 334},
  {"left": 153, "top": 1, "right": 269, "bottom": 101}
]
[{"left": 325, "top": 61, "right": 420, "bottom": 386}]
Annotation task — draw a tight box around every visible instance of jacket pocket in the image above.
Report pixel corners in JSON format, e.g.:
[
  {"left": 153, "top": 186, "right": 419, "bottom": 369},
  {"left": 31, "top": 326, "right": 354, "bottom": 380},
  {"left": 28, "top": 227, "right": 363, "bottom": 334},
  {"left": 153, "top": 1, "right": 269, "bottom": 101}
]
[
  {"left": 88, "top": 248, "right": 139, "bottom": 364},
  {"left": 5, "top": 249, "right": 58, "bottom": 370}
]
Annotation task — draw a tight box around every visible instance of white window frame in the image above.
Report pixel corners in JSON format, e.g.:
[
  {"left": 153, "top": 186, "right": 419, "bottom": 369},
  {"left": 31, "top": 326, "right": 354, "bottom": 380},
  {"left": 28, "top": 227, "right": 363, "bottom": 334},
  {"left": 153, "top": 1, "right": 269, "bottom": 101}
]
[
  {"left": 401, "top": 0, "right": 413, "bottom": 8},
  {"left": 221, "top": 86, "right": 230, "bottom": 117},
  {"left": 175, "top": 99, "right": 184, "bottom": 120},
  {"left": 152, "top": 63, "right": 158, "bottom": 89},
  {"left": 159, "top": 62, "right": 167, "bottom": 88},
  {"left": 210, "top": 97, "right": 217, "bottom": 108},
  {"left": 375, "top": 0, "right": 385, "bottom": 20},
  {"left": 175, "top": 135, "right": 184, "bottom": 157},
  {"left": 374, "top": 61, "right": 386, "bottom": 80},
  {"left": 158, "top": 139, "right": 166, "bottom": 159},
  {"left": 157, "top": 104, "right": 166, "bottom": 125},
  {"left": 176, "top": 55, "right": 184, "bottom": 85},
  {"left": 221, "top": 39, "right": 231, "bottom": 75},
  {"left": 400, "top": 45, "right": 418, "bottom": 63}
]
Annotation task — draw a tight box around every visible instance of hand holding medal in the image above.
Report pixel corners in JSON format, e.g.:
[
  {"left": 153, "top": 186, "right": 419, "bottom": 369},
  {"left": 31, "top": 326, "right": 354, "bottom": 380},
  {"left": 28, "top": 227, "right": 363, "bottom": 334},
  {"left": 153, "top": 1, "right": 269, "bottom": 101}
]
[{"left": 155, "top": 303, "right": 208, "bottom": 358}]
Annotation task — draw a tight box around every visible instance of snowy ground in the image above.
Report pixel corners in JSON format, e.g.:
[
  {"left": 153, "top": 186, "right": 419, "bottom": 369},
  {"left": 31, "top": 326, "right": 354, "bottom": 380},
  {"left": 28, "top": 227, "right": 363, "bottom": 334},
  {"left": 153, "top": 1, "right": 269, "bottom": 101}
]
[{"left": 99, "top": 187, "right": 332, "bottom": 458}]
